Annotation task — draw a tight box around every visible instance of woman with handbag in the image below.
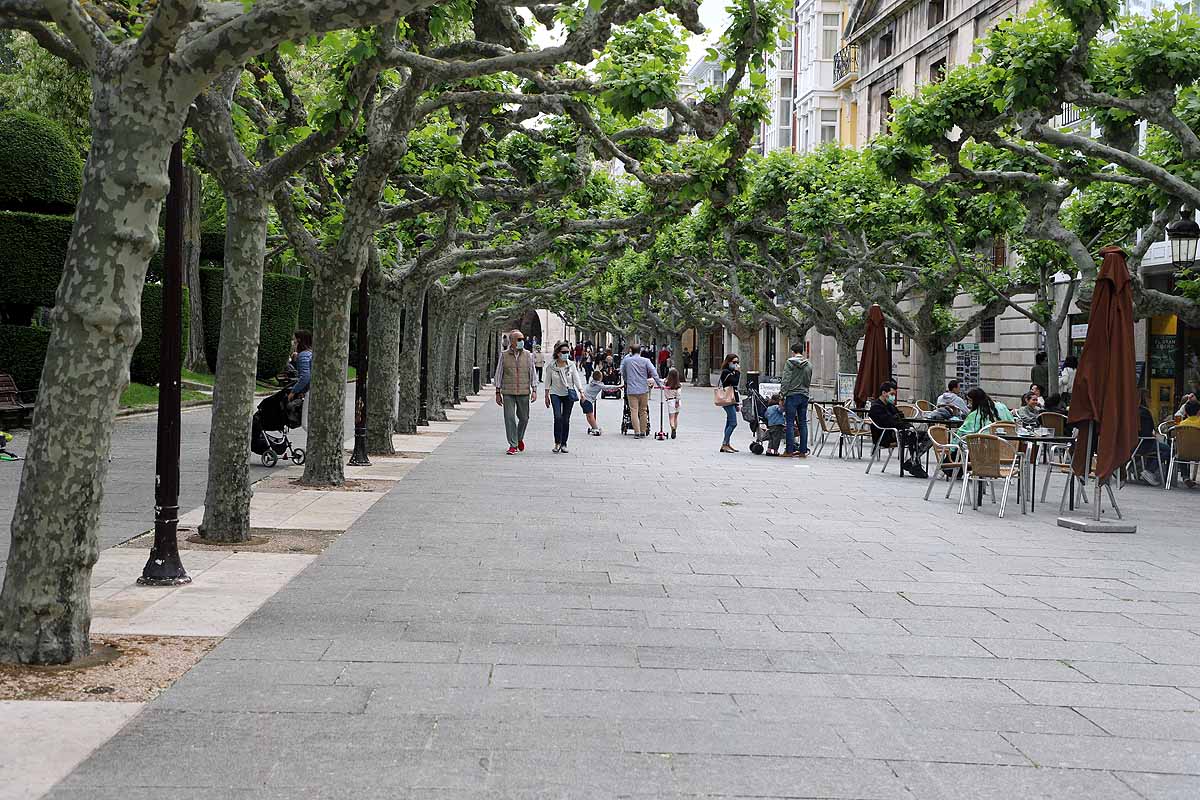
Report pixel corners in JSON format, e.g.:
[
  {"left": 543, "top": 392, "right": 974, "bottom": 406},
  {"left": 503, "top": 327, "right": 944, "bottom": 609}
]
[
  {"left": 716, "top": 353, "right": 741, "bottom": 453},
  {"left": 545, "top": 341, "right": 588, "bottom": 453}
]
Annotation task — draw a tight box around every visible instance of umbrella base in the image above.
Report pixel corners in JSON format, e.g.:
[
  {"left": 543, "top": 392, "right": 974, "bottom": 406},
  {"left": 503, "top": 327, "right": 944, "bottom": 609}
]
[{"left": 1057, "top": 516, "right": 1137, "bottom": 534}]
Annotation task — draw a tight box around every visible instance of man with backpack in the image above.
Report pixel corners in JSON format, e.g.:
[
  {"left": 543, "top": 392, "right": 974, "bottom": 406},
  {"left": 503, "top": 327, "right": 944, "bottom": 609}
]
[{"left": 781, "top": 341, "right": 813, "bottom": 458}]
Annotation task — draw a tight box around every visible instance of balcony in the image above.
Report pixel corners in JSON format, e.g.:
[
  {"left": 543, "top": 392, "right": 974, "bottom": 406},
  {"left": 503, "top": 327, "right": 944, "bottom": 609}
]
[{"left": 833, "top": 45, "right": 859, "bottom": 89}]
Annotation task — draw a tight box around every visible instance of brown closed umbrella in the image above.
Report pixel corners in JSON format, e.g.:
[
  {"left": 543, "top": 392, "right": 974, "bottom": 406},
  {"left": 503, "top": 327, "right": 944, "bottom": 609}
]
[
  {"left": 853, "top": 305, "right": 889, "bottom": 408},
  {"left": 1068, "top": 247, "right": 1139, "bottom": 484}
]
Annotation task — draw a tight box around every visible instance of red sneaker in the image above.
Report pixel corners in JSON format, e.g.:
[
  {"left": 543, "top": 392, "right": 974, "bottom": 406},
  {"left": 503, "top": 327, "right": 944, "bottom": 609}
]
[
  {"left": 517, "top": 440, "right": 525, "bottom": 452},
  {"left": 506, "top": 447, "right": 518, "bottom": 455}
]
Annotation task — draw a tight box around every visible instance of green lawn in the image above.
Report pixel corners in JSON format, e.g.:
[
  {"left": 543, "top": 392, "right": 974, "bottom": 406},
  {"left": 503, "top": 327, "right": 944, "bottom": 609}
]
[
  {"left": 181, "top": 368, "right": 215, "bottom": 386},
  {"left": 347, "top": 365, "right": 357, "bottom": 381},
  {"left": 120, "top": 382, "right": 208, "bottom": 409}
]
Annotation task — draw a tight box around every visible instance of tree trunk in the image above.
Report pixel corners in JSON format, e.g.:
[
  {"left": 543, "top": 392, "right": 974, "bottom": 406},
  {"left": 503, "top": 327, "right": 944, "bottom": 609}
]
[
  {"left": 366, "top": 280, "right": 401, "bottom": 455},
  {"left": 915, "top": 338, "right": 948, "bottom": 406},
  {"left": 395, "top": 279, "right": 425, "bottom": 434},
  {"left": 300, "top": 273, "right": 353, "bottom": 486},
  {"left": 1043, "top": 308, "right": 1062, "bottom": 397},
  {"left": 0, "top": 95, "right": 179, "bottom": 665},
  {"left": 669, "top": 331, "right": 683, "bottom": 380},
  {"left": 836, "top": 332, "right": 860, "bottom": 376},
  {"left": 199, "top": 189, "right": 269, "bottom": 543},
  {"left": 695, "top": 326, "right": 712, "bottom": 387},
  {"left": 183, "top": 167, "right": 207, "bottom": 373},
  {"left": 734, "top": 325, "right": 755, "bottom": 390},
  {"left": 424, "top": 297, "right": 450, "bottom": 422}
]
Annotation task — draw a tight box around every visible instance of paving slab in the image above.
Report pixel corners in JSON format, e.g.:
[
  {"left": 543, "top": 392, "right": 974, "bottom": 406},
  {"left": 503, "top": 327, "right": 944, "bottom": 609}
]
[{"left": 47, "top": 387, "right": 1200, "bottom": 798}]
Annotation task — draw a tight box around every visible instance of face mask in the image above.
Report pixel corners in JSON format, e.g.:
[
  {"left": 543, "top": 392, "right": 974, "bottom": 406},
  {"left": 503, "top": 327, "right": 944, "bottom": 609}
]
[
  {"left": 558, "top": 352, "right": 569, "bottom": 360},
  {"left": 731, "top": 362, "right": 739, "bottom": 368},
  {"left": 885, "top": 395, "right": 895, "bottom": 404},
  {"left": 516, "top": 341, "right": 524, "bottom": 350}
]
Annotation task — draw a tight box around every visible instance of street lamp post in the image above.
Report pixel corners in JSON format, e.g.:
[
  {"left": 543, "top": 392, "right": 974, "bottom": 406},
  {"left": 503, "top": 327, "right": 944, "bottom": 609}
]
[
  {"left": 139, "top": 141, "right": 190, "bottom": 587},
  {"left": 414, "top": 234, "right": 431, "bottom": 425},
  {"left": 1167, "top": 208, "right": 1200, "bottom": 269},
  {"left": 348, "top": 268, "right": 371, "bottom": 467}
]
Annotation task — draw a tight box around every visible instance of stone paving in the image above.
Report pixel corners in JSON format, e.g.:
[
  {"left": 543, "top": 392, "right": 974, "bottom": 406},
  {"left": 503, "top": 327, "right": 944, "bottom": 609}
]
[{"left": 45, "top": 386, "right": 1200, "bottom": 798}]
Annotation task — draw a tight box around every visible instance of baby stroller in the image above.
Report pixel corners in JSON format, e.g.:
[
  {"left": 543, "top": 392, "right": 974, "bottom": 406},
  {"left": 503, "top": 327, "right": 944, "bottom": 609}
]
[
  {"left": 252, "top": 389, "right": 305, "bottom": 467},
  {"left": 740, "top": 378, "right": 782, "bottom": 455},
  {"left": 620, "top": 391, "right": 633, "bottom": 435}
]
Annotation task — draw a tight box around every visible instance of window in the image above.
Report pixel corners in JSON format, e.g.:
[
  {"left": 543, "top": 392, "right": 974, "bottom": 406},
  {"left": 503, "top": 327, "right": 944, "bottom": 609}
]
[
  {"left": 928, "top": 0, "right": 945, "bottom": 26},
  {"left": 822, "top": 13, "right": 841, "bottom": 59},
  {"left": 877, "top": 31, "right": 894, "bottom": 60},
  {"left": 979, "top": 317, "right": 997, "bottom": 344},
  {"left": 820, "top": 109, "right": 838, "bottom": 143},
  {"left": 879, "top": 89, "right": 894, "bottom": 133},
  {"left": 800, "top": 22, "right": 810, "bottom": 66},
  {"left": 778, "top": 78, "right": 793, "bottom": 127},
  {"left": 710, "top": 69, "right": 725, "bottom": 88},
  {"left": 780, "top": 48, "right": 794, "bottom": 71},
  {"left": 992, "top": 237, "right": 1007, "bottom": 266},
  {"left": 928, "top": 57, "right": 947, "bottom": 84}
]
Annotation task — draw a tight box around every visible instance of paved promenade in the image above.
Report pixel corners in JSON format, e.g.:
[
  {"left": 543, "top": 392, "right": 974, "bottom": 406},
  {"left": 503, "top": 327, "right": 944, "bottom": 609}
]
[{"left": 47, "top": 387, "right": 1200, "bottom": 799}]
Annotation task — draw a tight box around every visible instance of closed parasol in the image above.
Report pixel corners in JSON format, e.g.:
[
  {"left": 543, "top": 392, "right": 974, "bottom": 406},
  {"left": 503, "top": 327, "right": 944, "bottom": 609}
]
[
  {"left": 1068, "top": 247, "right": 1140, "bottom": 485},
  {"left": 853, "top": 305, "right": 890, "bottom": 408}
]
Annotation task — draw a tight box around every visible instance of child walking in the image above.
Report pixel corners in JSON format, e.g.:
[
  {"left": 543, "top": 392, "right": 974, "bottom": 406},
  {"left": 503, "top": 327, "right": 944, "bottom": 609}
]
[
  {"left": 583, "top": 369, "right": 606, "bottom": 435},
  {"left": 664, "top": 368, "right": 682, "bottom": 439}
]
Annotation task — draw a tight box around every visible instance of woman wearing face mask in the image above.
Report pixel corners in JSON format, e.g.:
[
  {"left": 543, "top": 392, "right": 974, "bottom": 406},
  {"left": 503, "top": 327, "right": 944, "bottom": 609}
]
[
  {"left": 718, "top": 354, "right": 742, "bottom": 453},
  {"left": 544, "top": 340, "right": 588, "bottom": 453}
]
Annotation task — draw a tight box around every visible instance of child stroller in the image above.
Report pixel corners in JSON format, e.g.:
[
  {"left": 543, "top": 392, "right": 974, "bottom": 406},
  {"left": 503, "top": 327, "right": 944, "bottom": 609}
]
[
  {"left": 252, "top": 389, "right": 305, "bottom": 467},
  {"left": 620, "top": 390, "right": 633, "bottom": 435},
  {"left": 740, "top": 379, "right": 782, "bottom": 455}
]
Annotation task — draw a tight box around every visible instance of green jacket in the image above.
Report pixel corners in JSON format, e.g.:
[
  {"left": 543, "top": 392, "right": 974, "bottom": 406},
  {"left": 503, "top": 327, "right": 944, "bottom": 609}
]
[{"left": 781, "top": 355, "right": 812, "bottom": 398}]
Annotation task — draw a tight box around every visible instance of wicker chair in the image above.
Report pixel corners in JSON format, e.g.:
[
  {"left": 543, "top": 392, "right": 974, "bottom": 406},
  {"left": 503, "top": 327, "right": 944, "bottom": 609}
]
[
  {"left": 987, "top": 421, "right": 1019, "bottom": 437},
  {"left": 896, "top": 401, "right": 920, "bottom": 419},
  {"left": 1038, "top": 412, "right": 1067, "bottom": 436},
  {"left": 924, "top": 425, "right": 964, "bottom": 501},
  {"left": 832, "top": 405, "right": 870, "bottom": 459},
  {"left": 915, "top": 399, "right": 935, "bottom": 412},
  {"left": 864, "top": 416, "right": 902, "bottom": 475},
  {"left": 1167, "top": 426, "right": 1200, "bottom": 489},
  {"left": 809, "top": 402, "right": 832, "bottom": 456},
  {"left": 958, "top": 433, "right": 1023, "bottom": 517}
]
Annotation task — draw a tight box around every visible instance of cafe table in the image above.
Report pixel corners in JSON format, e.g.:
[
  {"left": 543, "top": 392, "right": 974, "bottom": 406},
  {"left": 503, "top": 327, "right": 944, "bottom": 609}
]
[
  {"left": 896, "top": 415, "right": 964, "bottom": 477},
  {"left": 997, "top": 430, "right": 1075, "bottom": 512}
]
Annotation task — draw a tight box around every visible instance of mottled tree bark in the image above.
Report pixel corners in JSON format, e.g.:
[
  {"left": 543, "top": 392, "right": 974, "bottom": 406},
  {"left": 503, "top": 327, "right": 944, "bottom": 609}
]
[
  {"left": 199, "top": 189, "right": 269, "bottom": 542},
  {"left": 395, "top": 279, "right": 426, "bottom": 434},
  {"left": 669, "top": 332, "right": 683, "bottom": 379},
  {"left": 836, "top": 333, "right": 860, "bottom": 376},
  {"left": 300, "top": 275, "right": 354, "bottom": 486},
  {"left": 0, "top": 88, "right": 179, "bottom": 664},
  {"left": 183, "top": 167, "right": 207, "bottom": 372},
  {"left": 366, "top": 275, "right": 401, "bottom": 455},
  {"left": 695, "top": 327, "right": 712, "bottom": 387},
  {"left": 914, "top": 338, "right": 947, "bottom": 407}
]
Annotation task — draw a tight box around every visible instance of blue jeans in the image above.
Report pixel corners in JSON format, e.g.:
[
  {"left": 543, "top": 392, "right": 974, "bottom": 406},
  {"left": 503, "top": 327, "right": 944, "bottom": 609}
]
[
  {"left": 723, "top": 404, "right": 738, "bottom": 445},
  {"left": 551, "top": 393, "right": 575, "bottom": 446},
  {"left": 784, "top": 394, "right": 809, "bottom": 454}
]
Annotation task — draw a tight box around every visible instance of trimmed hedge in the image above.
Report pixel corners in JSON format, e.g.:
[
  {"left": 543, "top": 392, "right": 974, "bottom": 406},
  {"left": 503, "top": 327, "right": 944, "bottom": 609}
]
[
  {"left": 130, "top": 283, "right": 191, "bottom": 386},
  {"left": 0, "top": 111, "right": 83, "bottom": 213},
  {"left": 0, "top": 210, "right": 73, "bottom": 308},
  {"left": 0, "top": 323, "right": 50, "bottom": 390},
  {"left": 297, "top": 276, "right": 314, "bottom": 332},
  {"left": 199, "top": 225, "right": 225, "bottom": 262},
  {"left": 199, "top": 267, "right": 304, "bottom": 380}
]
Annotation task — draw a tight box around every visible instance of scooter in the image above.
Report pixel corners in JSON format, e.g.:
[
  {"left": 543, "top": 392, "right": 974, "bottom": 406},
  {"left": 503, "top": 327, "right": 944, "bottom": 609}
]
[
  {"left": 654, "top": 388, "right": 669, "bottom": 441},
  {"left": 0, "top": 431, "right": 21, "bottom": 461}
]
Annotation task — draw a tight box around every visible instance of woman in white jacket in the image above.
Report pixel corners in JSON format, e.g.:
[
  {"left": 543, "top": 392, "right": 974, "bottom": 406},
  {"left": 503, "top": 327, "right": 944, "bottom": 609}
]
[
  {"left": 544, "top": 341, "right": 589, "bottom": 453},
  {"left": 1059, "top": 354, "right": 1078, "bottom": 403}
]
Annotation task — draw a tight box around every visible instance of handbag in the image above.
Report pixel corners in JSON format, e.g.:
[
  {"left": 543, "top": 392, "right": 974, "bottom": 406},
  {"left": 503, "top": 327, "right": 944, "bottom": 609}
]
[
  {"left": 567, "top": 388, "right": 579, "bottom": 402},
  {"left": 714, "top": 386, "right": 736, "bottom": 407}
]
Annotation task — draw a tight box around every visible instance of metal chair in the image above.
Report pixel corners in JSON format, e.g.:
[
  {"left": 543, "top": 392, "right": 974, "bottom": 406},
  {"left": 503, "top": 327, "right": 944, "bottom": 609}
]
[
  {"left": 1038, "top": 412, "right": 1067, "bottom": 436},
  {"left": 958, "top": 433, "right": 1023, "bottom": 517},
  {"left": 864, "top": 417, "right": 901, "bottom": 474},
  {"left": 810, "top": 402, "right": 835, "bottom": 457},
  {"left": 924, "top": 425, "right": 964, "bottom": 501},
  {"left": 832, "top": 405, "right": 870, "bottom": 459},
  {"left": 1166, "top": 426, "right": 1200, "bottom": 489}
]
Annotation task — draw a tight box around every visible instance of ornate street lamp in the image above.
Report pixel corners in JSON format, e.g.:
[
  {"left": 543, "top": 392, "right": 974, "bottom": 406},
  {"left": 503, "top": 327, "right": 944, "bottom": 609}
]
[{"left": 1167, "top": 208, "right": 1200, "bottom": 269}]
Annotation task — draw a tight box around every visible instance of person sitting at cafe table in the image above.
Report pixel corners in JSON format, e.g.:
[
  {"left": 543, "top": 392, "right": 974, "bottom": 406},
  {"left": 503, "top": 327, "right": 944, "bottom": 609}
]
[
  {"left": 868, "top": 381, "right": 930, "bottom": 478},
  {"left": 953, "top": 387, "right": 1015, "bottom": 446},
  {"left": 935, "top": 379, "right": 969, "bottom": 417},
  {"left": 1015, "top": 392, "right": 1042, "bottom": 428},
  {"left": 1179, "top": 399, "right": 1200, "bottom": 430}
]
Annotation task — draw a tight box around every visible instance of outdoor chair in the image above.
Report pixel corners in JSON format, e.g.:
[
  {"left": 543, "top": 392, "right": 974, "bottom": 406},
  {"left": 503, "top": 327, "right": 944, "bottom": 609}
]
[
  {"left": 1038, "top": 412, "right": 1067, "bottom": 436},
  {"left": 864, "top": 417, "right": 901, "bottom": 475},
  {"left": 0, "top": 373, "right": 33, "bottom": 428},
  {"left": 915, "top": 399, "right": 935, "bottom": 413},
  {"left": 1166, "top": 427, "right": 1200, "bottom": 490},
  {"left": 958, "top": 434, "right": 1023, "bottom": 517},
  {"left": 832, "top": 405, "right": 870, "bottom": 459},
  {"left": 896, "top": 401, "right": 920, "bottom": 419},
  {"left": 1127, "top": 434, "right": 1166, "bottom": 486},
  {"left": 924, "top": 425, "right": 964, "bottom": 502},
  {"left": 986, "top": 421, "right": 1018, "bottom": 437},
  {"left": 810, "top": 402, "right": 834, "bottom": 457}
]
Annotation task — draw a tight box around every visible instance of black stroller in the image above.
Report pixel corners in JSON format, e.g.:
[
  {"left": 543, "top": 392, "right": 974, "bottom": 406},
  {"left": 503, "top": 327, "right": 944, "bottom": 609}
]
[
  {"left": 252, "top": 389, "right": 305, "bottom": 467},
  {"left": 740, "top": 378, "right": 782, "bottom": 455},
  {"left": 620, "top": 391, "right": 633, "bottom": 435}
]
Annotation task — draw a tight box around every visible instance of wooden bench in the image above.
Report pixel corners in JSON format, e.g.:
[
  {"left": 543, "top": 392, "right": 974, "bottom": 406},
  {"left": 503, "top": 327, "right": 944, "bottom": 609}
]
[{"left": 0, "top": 373, "right": 34, "bottom": 428}]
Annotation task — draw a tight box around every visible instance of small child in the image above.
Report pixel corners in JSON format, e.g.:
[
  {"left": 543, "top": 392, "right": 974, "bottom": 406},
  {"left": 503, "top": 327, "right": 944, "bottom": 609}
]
[
  {"left": 764, "top": 393, "right": 786, "bottom": 455},
  {"left": 664, "top": 367, "right": 682, "bottom": 438},
  {"left": 582, "top": 369, "right": 605, "bottom": 435}
]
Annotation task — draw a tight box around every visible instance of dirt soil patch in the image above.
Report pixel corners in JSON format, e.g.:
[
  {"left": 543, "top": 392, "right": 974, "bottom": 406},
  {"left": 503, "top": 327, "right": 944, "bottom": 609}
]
[
  {"left": 0, "top": 635, "right": 218, "bottom": 702},
  {"left": 118, "top": 528, "right": 341, "bottom": 555},
  {"left": 289, "top": 478, "right": 394, "bottom": 492}
]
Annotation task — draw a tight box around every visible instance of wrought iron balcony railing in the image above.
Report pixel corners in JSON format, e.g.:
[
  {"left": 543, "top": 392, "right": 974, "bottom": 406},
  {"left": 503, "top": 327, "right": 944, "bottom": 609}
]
[{"left": 833, "top": 45, "right": 859, "bottom": 86}]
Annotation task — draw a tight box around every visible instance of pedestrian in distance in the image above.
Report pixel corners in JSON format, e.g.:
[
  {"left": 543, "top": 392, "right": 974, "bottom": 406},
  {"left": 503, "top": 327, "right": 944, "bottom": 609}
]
[
  {"left": 657, "top": 345, "right": 671, "bottom": 378},
  {"left": 544, "top": 341, "right": 588, "bottom": 453},
  {"left": 494, "top": 330, "right": 539, "bottom": 455},
  {"left": 533, "top": 345, "right": 546, "bottom": 382},
  {"left": 620, "top": 344, "right": 663, "bottom": 439},
  {"left": 664, "top": 367, "right": 682, "bottom": 439},
  {"left": 781, "top": 341, "right": 812, "bottom": 458},
  {"left": 288, "top": 329, "right": 313, "bottom": 428},
  {"left": 718, "top": 353, "right": 741, "bottom": 453}
]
